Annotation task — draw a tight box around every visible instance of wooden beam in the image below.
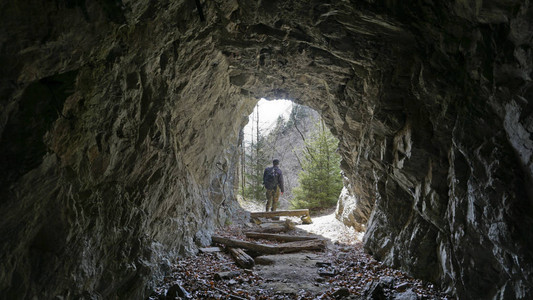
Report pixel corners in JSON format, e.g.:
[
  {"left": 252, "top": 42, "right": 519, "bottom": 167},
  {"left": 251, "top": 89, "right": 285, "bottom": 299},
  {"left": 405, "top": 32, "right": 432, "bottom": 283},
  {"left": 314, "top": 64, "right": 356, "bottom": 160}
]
[
  {"left": 211, "top": 236, "right": 326, "bottom": 254},
  {"left": 250, "top": 209, "right": 310, "bottom": 218},
  {"left": 257, "top": 221, "right": 293, "bottom": 233},
  {"left": 276, "top": 239, "right": 327, "bottom": 253},
  {"left": 228, "top": 248, "right": 255, "bottom": 269},
  {"left": 212, "top": 236, "right": 276, "bottom": 254},
  {"left": 245, "top": 232, "right": 318, "bottom": 242}
]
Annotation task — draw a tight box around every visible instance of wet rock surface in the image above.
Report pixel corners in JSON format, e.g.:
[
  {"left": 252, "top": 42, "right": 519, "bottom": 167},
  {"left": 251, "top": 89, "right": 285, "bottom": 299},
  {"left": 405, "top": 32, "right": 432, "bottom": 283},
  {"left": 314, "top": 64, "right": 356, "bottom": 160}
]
[{"left": 0, "top": 0, "right": 532, "bottom": 299}]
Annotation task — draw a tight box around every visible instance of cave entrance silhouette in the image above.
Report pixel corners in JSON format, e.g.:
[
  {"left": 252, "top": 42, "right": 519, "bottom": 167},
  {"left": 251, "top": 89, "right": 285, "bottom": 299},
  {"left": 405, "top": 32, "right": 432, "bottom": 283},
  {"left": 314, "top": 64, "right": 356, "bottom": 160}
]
[{"left": 1, "top": 0, "right": 531, "bottom": 299}]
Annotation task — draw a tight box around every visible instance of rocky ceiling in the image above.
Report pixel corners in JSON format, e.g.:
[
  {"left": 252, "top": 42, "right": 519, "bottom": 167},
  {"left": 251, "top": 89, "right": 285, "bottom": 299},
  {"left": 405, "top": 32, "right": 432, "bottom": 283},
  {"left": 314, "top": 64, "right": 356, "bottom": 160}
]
[{"left": 0, "top": 0, "right": 532, "bottom": 299}]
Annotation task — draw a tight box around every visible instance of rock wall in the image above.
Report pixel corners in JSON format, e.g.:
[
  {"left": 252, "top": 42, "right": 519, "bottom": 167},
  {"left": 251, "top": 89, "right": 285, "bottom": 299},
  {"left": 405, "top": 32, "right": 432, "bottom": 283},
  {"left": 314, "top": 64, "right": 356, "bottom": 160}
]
[
  {"left": 0, "top": 0, "right": 532, "bottom": 299},
  {"left": 0, "top": 1, "right": 254, "bottom": 298},
  {"left": 358, "top": 2, "right": 533, "bottom": 299}
]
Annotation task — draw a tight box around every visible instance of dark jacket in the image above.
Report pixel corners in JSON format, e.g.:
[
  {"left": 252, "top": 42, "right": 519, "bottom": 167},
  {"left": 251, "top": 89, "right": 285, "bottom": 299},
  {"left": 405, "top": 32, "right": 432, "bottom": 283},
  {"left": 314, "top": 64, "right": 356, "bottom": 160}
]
[{"left": 263, "top": 166, "right": 284, "bottom": 192}]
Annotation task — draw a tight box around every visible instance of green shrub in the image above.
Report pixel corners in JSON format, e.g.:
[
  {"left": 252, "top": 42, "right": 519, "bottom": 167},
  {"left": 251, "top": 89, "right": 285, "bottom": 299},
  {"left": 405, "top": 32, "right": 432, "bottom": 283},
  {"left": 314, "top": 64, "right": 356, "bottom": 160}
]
[{"left": 290, "top": 121, "right": 343, "bottom": 210}]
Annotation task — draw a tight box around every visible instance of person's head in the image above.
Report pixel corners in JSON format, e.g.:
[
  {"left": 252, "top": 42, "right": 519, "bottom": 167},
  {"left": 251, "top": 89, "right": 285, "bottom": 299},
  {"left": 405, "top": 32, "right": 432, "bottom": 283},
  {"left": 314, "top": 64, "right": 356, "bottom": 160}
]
[{"left": 273, "top": 159, "right": 280, "bottom": 166}]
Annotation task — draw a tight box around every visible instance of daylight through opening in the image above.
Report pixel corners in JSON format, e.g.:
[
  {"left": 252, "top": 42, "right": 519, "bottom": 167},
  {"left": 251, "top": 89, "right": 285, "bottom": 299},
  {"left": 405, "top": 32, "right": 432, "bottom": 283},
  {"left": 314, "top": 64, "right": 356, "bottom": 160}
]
[{"left": 235, "top": 98, "right": 359, "bottom": 242}]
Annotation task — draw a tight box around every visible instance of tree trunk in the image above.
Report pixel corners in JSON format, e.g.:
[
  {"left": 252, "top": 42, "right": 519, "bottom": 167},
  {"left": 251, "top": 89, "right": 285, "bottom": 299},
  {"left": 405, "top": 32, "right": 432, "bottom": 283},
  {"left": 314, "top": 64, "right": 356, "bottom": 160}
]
[
  {"left": 228, "top": 248, "right": 255, "bottom": 269},
  {"left": 257, "top": 222, "right": 291, "bottom": 233},
  {"left": 212, "top": 236, "right": 326, "bottom": 254},
  {"left": 245, "top": 232, "right": 318, "bottom": 242}
]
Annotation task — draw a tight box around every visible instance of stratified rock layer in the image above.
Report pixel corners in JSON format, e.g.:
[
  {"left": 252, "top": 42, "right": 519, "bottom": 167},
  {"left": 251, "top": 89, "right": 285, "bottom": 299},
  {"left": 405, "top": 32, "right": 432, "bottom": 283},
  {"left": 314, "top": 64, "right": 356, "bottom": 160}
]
[
  {"left": 0, "top": 1, "right": 254, "bottom": 298},
  {"left": 0, "top": 0, "right": 531, "bottom": 299}
]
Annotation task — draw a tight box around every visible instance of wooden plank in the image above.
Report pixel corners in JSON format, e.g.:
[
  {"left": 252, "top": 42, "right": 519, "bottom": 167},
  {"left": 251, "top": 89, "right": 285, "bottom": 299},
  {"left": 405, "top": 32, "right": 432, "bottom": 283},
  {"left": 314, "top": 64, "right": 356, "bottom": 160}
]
[
  {"left": 255, "top": 218, "right": 286, "bottom": 224},
  {"left": 211, "top": 236, "right": 326, "bottom": 254},
  {"left": 256, "top": 219, "right": 296, "bottom": 233},
  {"left": 276, "top": 239, "right": 327, "bottom": 253},
  {"left": 258, "top": 222, "right": 289, "bottom": 233},
  {"left": 245, "top": 232, "right": 318, "bottom": 242},
  {"left": 228, "top": 248, "right": 255, "bottom": 269},
  {"left": 250, "top": 209, "right": 310, "bottom": 218},
  {"left": 212, "top": 236, "right": 277, "bottom": 254}
]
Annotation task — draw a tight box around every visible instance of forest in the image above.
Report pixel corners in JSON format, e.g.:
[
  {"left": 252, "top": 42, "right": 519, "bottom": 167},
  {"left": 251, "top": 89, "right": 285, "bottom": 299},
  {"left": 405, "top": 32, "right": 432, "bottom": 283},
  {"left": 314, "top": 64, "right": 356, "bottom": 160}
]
[{"left": 239, "top": 101, "right": 343, "bottom": 211}]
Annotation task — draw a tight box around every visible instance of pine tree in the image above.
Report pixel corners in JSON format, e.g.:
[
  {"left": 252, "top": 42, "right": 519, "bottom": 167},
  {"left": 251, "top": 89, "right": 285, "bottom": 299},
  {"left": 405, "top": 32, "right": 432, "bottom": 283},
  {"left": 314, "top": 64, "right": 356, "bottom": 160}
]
[{"left": 290, "top": 120, "right": 343, "bottom": 210}]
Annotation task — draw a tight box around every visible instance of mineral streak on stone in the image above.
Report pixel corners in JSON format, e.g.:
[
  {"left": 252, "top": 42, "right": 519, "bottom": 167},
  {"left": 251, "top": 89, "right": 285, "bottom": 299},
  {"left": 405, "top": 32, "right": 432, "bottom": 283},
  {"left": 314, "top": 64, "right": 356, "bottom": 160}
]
[{"left": 0, "top": 0, "right": 532, "bottom": 299}]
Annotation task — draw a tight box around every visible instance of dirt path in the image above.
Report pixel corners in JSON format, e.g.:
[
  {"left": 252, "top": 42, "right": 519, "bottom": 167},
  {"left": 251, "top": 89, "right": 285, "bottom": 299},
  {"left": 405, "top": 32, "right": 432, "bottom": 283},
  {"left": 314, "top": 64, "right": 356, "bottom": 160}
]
[
  {"left": 246, "top": 210, "right": 365, "bottom": 296},
  {"left": 150, "top": 206, "right": 449, "bottom": 299}
]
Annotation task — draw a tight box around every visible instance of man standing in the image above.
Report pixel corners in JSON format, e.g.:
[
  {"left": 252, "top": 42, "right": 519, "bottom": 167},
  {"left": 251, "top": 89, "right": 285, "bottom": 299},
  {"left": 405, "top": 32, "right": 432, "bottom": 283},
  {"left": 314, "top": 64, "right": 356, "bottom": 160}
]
[{"left": 263, "top": 159, "right": 284, "bottom": 211}]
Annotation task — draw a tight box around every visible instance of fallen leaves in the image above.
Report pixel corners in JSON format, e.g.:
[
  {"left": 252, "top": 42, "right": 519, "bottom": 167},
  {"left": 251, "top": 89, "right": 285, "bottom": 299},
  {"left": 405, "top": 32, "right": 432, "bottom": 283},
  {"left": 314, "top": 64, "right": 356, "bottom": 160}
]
[{"left": 149, "top": 225, "right": 450, "bottom": 299}]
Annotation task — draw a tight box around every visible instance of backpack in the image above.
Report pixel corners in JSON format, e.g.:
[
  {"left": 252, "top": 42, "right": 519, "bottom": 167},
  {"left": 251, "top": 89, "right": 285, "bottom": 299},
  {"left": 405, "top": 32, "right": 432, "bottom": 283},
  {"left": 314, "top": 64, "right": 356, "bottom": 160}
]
[{"left": 264, "top": 167, "right": 278, "bottom": 190}]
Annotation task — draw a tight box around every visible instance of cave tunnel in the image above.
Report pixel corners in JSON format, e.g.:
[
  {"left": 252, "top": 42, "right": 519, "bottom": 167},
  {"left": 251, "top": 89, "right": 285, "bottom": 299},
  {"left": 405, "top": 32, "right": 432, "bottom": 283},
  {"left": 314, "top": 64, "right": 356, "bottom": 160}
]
[{"left": 0, "top": 0, "right": 532, "bottom": 299}]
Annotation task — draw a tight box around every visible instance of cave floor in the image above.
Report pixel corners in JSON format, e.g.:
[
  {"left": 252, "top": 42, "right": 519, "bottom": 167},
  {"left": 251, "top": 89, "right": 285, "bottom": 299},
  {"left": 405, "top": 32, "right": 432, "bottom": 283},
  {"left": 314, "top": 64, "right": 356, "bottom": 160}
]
[{"left": 150, "top": 211, "right": 450, "bottom": 299}]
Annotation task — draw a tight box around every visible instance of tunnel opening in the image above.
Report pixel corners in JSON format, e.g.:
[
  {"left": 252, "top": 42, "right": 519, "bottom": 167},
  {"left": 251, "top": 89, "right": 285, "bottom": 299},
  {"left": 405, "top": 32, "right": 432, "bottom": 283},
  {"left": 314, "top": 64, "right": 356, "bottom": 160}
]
[{"left": 237, "top": 98, "right": 345, "bottom": 214}]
